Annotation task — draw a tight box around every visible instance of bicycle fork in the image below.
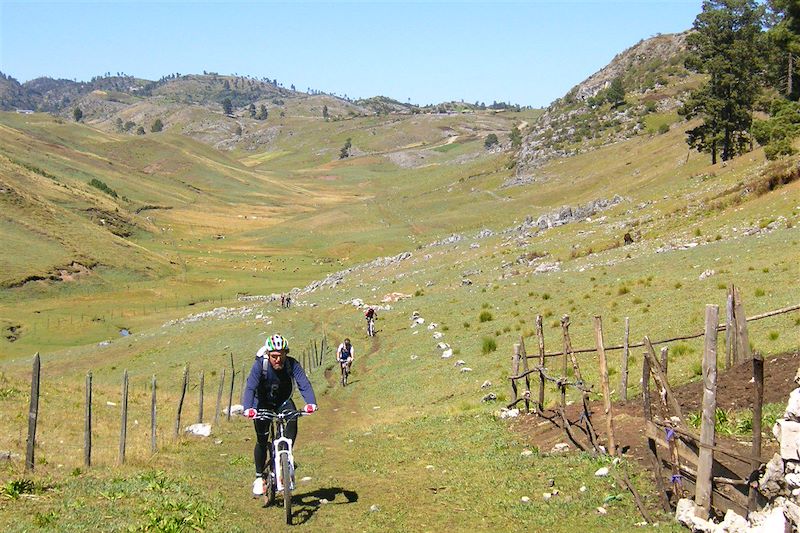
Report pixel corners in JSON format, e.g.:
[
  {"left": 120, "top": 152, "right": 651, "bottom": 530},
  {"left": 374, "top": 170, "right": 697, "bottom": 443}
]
[{"left": 272, "top": 435, "right": 295, "bottom": 491}]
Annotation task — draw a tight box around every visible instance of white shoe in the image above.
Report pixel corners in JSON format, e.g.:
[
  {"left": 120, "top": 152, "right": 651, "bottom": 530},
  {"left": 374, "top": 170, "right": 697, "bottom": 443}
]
[{"left": 252, "top": 477, "right": 265, "bottom": 496}]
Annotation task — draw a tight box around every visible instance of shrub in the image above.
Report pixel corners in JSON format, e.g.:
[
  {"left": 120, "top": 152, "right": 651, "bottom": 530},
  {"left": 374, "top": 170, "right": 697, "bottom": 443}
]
[
  {"left": 481, "top": 337, "right": 497, "bottom": 354},
  {"left": 479, "top": 311, "right": 493, "bottom": 322},
  {"left": 768, "top": 331, "right": 779, "bottom": 341},
  {"left": 617, "top": 286, "right": 629, "bottom": 295},
  {"left": 754, "top": 288, "right": 765, "bottom": 297},
  {"left": 89, "top": 178, "right": 118, "bottom": 198}
]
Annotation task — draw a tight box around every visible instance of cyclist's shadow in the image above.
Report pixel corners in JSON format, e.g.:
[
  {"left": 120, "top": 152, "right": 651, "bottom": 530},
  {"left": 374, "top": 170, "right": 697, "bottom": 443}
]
[{"left": 292, "top": 487, "right": 358, "bottom": 524}]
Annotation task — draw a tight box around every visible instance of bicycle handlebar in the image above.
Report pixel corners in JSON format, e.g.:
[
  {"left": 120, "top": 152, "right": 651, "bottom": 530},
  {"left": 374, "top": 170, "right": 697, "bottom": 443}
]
[{"left": 252, "top": 409, "right": 307, "bottom": 422}]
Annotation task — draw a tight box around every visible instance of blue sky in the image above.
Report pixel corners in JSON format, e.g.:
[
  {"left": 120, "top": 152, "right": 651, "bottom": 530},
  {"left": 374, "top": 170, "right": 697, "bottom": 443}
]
[{"left": 0, "top": 1, "right": 703, "bottom": 107}]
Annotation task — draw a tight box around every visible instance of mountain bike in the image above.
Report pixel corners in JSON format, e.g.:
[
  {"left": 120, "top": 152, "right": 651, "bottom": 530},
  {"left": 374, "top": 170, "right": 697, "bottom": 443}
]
[
  {"left": 339, "top": 360, "right": 351, "bottom": 387},
  {"left": 254, "top": 409, "right": 307, "bottom": 525},
  {"left": 366, "top": 317, "right": 375, "bottom": 337}
]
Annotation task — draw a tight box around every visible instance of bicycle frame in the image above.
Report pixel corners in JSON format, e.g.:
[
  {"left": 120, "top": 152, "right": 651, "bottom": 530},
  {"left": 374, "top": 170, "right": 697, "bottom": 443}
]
[{"left": 255, "top": 410, "right": 305, "bottom": 491}]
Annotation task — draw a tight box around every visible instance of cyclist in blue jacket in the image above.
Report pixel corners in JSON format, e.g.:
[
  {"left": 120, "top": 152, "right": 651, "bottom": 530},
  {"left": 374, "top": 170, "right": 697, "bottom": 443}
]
[{"left": 242, "top": 334, "right": 317, "bottom": 496}]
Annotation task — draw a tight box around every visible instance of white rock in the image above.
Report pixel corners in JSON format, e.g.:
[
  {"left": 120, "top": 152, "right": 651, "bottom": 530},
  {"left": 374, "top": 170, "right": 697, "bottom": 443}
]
[
  {"left": 459, "top": 367, "right": 472, "bottom": 373},
  {"left": 441, "top": 349, "right": 453, "bottom": 358},
  {"left": 579, "top": 485, "right": 587, "bottom": 493},
  {"left": 454, "top": 359, "right": 466, "bottom": 366},
  {"left": 185, "top": 423, "right": 211, "bottom": 437},
  {"left": 785, "top": 389, "right": 800, "bottom": 421},
  {"left": 426, "top": 465, "right": 435, "bottom": 470},
  {"left": 551, "top": 443, "right": 570, "bottom": 454},
  {"left": 499, "top": 408, "right": 520, "bottom": 419},
  {"left": 785, "top": 472, "right": 800, "bottom": 488},
  {"left": 225, "top": 404, "right": 244, "bottom": 416},
  {"left": 432, "top": 331, "right": 444, "bottom": 339},
  {"left": 427, "top": 323, "right": 438, "bottom": 330},
  {"left": 542, "top": 493, "right": 552, "bottom": 501},
  {"left": 521, "top": 496, "right": 531, "bottom": 504},
  {"left": 718, "top": 509, "right": 749, "bottom": 532},
  {"left": 301, "top": 476, "right": 312, "bottom": 482},
  {"left": 437, "top": 342, "right": 450, "bottom": 350},
  {"left": 410, "top": 355, "right": 418, "bottom": 360},
  {"left": 675, "top": 499, "right": 698, "bottom": 528},
  {"left": 414, "top": 317, "right": 425, "bottom": 324},
  {"left": 369, "top": 504, "right": 380, "bottom": 512},
  {"left": 699, "top": 269, "right": 715, "bottom": 280},
  {"left": 594, "top": 467, "right": 609, "bottom": 477},
  {"left": 520, "top": 449, "right": 534, "bottom": 457},
  {"left": 596, "top": 507, "right": 607, "bottom": 515},
  {"left": 774, "top": 419, "right": 800, "bottom": 461},
  {"left": 750, "top": 505, "right": 788, "bottom": 532},
  {"left": 481, "top": 380, "right": 492, "bottom": 389},
  {"left": 320, "top": 498, "right": 330, "bottom": 504}
]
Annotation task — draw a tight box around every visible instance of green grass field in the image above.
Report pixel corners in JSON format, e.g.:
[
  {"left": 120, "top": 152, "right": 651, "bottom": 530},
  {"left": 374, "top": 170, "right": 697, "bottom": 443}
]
[{"left": 0, "top": 103, "right": 797, "bottom": 531}]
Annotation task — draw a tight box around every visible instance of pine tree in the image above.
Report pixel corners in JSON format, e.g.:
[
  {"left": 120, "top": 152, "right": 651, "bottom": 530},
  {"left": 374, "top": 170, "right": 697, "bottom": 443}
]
[
  {"left": 222, "top": 98, "right": 233, "bottom": 115},
  {"left": 73, "top": 107, "right": 83, "bottom": 122},
  {"left": 680, "top": 0, "right": 765, "bottom": 164}
]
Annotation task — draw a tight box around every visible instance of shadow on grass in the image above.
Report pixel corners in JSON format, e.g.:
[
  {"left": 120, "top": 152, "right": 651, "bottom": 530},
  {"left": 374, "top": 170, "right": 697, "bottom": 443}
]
[{"left": 291, "top": 486, "right": 359, "bottom": 525}]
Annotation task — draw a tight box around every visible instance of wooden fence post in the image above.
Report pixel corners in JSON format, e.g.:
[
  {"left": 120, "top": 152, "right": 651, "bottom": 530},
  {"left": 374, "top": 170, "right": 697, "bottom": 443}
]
[
  {"left": 696, "top": 304, "right": 719, "bottom": 518},
  {"left": 26, "top": 352, "right": 40, "bottom": 472},
  {"left": 151, "top": 375, "right": 157, "bottom": 453},
  {"left": 660, "top": 346, "right": 669, "bottom": 378},
  {"left": 726, "top": 287, "right": 735, "bottom": 368},
  {"left": 519, "top": 337, "right": 531, "bottom": 413},
  {"left": 642, "top": 354, "right": 671, "bottom": 511},
  {"left": 594, "top": 316, "right": 616, "bottom": 455},
  {"left": 621, "top": 317, "right": 630, "bottom": 402},
  {"left": 119, "top": 370, "right": 129, "bottom": 465},
  {"left": 175, "top": 366, "right": 188, "bottom": 437},
  {"left": 215, "top": 369, "right": 225, "bottom": 425},
  {"left": 749, "top": 348, "right": 765, "bottom": 513},
  {"left": 198, "top": 371, "right": 205, "bottom": 423},
  {"left": 733, "top": 286, "right": 751, "bottom": 363},
  {"left": 536, "top": 315, "right": 545, "bottom": 414},
  {"left": 643, "top": 337, "right": 684, "bottom": 423},
  {"left": 227, "top": 354, "right": 235, "bottom": 421},
  {"left": 85, "top": 371, "right": 92, "bottom": 467},
  {"left": 511, "top": 344, "right": 520, "bottom": 407}
]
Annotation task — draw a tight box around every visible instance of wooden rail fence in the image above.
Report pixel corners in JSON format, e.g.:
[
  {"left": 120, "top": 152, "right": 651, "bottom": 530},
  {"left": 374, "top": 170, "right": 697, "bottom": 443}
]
[{"left": 507, "top": 286, "right": 798, "bottom": 519}]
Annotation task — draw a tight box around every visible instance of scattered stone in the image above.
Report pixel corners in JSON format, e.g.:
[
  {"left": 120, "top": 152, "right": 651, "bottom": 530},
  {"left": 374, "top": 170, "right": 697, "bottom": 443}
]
[
  {"left": 520, "top": 449, "right": 534, "bottom": 457},
  {"left": 426, "top": 465, "right": 435, "bottom": 470},
  {"left": 534, "top": 262, "right": 561, "bottom": 274},
  {"left": 369, "top": 504, "right": 380, "bottom": 512},
  {"left": 543, "top": 493, "right": 552, "bottom": 501},
  {"left": 579, "top": 485, "right": 587, "bottom": 493},
  {"left": 301, "top": 476, "right": 312, "bottom": 482},
  {"left": 594, "top": 467, "right": 609, "bottom": 477},
  {"left": 185, "top": 423, "right": 211, "bottom": 437},
  {"left": 521, "top": 496, "right": 531, "bottom": 504},
  {"left": 213, "top": 439, "right": 223, "bottom": 445},
  {"left": 461, "top": 278, "right": 473, "bottom": 285},
  {"left": 499, "top": 408, "right": 520, "bottom": 419},
  {"left": 699, "top": 269, "right": 715, "bottom": 280},
  {"left": 481, "top": 380, "right": 492, "bottom": 389},
  {"left": 551, "top": 443, "right": 570, "bottom": 454},
  {"left": 410, "top": 355, "right": 418, "bottom": 360},
  {"left": 454, "top": 359, "right": 466, "bottom": 366},
  {"left": 427, "top": 323, "right": 438, "bottom": 330},
  {"left": 437, "top": 342, "right": 450, "bottom": 350},
  {"left": 441, "top": 349, "right": 453, "bottom": 358},
  {"left": 432, "top": 331, "right": 443, "bottom": 339},
  {"left": 481, "top": 393, "right": 497, "bottom": 402},
  {"left": 320, "top": 498, "right": 330, "bottom": 504},
  {"left": 225, "top": 404, "right": 244, "bottom": 416},
  {"left": 459, "top": 367, "right": 472, "bottom": 373},
  {"left": 596, "top": 507, "right": 607, "bottom": 515}
]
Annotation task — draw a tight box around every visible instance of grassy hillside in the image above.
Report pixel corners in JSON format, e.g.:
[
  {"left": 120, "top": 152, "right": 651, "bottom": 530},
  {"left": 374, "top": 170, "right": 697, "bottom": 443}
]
[{"left": 0, "top": 48, "right": 798, "bottom": 530}]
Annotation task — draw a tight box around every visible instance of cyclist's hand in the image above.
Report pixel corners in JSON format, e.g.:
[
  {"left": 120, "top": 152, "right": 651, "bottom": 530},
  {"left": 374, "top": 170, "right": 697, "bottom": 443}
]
[
  {"left": 302, "top": 404, "right": 318, "bottom": 414},
  {"left": 243, "top": 408, "right": 257, "bottom": 419}
]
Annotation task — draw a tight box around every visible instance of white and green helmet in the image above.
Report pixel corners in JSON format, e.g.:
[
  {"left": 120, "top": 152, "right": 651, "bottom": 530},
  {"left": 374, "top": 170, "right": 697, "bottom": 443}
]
[{"left": 264, "top": 334, "right": 289, "bottom": 352}]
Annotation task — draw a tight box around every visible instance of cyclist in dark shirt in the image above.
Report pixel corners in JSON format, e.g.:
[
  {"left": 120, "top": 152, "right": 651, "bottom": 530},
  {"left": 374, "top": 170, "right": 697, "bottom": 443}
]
[{"left": 242, "top": 334, "right": 317, "bottom": 496}]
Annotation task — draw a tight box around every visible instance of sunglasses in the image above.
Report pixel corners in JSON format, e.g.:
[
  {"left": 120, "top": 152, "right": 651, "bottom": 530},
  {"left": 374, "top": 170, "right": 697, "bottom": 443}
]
[{"left": 268, "top": 352, "right": 285, "bottom": 360}]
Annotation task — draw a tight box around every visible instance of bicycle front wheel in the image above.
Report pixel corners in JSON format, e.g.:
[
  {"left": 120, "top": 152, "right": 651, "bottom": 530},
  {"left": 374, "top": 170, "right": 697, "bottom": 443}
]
[{"left": 281, "top": 453, "right": 292, "bottom": 524}]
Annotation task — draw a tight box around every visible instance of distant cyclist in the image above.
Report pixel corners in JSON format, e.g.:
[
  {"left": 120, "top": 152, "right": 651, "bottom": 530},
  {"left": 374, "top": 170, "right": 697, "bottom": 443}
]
[
  {"left": 365, "top": 307, "right": 377, "bottom": 336},
  {"left": 337, "top": 338, "right": 354, "bottom": 377},
  {"left": 242, "top": 334, "right": 317, "bottom": 497}
]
